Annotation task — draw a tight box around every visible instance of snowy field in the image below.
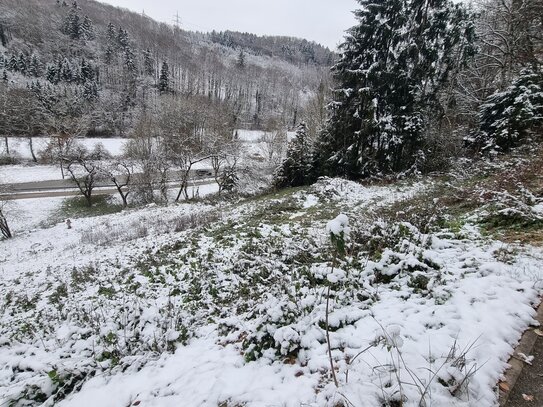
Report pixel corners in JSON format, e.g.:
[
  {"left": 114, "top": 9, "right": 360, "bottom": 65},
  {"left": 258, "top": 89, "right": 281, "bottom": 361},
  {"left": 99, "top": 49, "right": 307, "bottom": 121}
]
[
  {"left": 4, "top": 182, "right": 220, "bottom": 234},
  {"left": 2, "top": 137, "right": 127, "bottom": 161},
  {"left": 2, "top": 131, "right": 293, "bottom": 163},
  {"left": 0, "top": 132, "right": 286, "bottom": 184},
  {"left": 1, "top": 177, "right": 542, "bottom": 406},
  {"left": 0, "top": 164, "right": 62, "bottom": 183}
]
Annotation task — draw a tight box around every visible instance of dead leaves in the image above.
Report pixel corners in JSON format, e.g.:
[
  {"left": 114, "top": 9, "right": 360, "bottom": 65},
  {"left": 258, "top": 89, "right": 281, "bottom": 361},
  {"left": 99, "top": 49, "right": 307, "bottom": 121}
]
[
  {"left": 522, "top": 393, "right": 534, "bottom": 401},
  {"left": 499, "top": 381, "right": 510, "bottom": 392}
]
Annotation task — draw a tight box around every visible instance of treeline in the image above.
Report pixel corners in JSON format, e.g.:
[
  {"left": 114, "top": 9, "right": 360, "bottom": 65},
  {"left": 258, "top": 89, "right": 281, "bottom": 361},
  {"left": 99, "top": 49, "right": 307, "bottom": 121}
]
[
  {"left": 209, "top": 30, "right": 334, "bottom": 66},
  {"left": 0, "top": 0, "right": 330, "bottom": 141},
  {"left": 276, "top": 0, "right": 543, "bottom": 187}
]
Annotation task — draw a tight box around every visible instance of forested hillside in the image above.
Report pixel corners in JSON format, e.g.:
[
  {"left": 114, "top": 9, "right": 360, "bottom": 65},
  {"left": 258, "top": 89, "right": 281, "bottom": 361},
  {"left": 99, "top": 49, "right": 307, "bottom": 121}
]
[{"left": 0, "top": 0, "right": 332, "bottom": 138}]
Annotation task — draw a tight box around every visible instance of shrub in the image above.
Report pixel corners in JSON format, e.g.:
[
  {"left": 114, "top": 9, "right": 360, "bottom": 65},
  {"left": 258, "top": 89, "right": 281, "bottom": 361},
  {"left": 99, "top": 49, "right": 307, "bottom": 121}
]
[{"left": 469, "top": 69, "right": 543, "bottom": 154}]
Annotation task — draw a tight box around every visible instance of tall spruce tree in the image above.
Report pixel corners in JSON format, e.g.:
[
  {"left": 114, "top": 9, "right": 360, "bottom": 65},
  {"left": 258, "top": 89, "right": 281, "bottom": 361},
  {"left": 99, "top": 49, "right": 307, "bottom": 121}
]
[
  {"left": 236, "top": 50, "right": 246, "bottom": 69},
  {"left": 17, "top": 52, "right": 28, "bottom": 75},
  {"left": 80, "top": 58, "right": 94, "bottom": 82},
  {"left": 143, "top": 49, "right": 155, "bottom": 76},
  {"left": 8, "top": 55, "right": 18, "bottom": 72},
  {"left": 81, "top": 15, "right": 95, "bottom": 41},
  {"left": 0, "top": 23, "right": 7, "bottom": 47},
  {"left": 159, "top": 61, "right": 170, "bottom": 93},
  {"left": 62, "top": 2, "right": 82, "bottom": 40},
  {"left": 314, "top": 0, "right": 475, "bottom": 178},
  {"left": 275, "top": 122, "right": 314, "bottom": 188},
  {"left": 29, "top": 55, "right": 41, "bottom": 77}
]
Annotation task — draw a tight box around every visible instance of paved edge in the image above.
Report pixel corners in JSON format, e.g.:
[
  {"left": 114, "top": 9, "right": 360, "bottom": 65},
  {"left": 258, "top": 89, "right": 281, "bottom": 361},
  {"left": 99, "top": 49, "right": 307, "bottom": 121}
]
[{"left": 499, "top": 299, "right": 543, "bottom": 406}]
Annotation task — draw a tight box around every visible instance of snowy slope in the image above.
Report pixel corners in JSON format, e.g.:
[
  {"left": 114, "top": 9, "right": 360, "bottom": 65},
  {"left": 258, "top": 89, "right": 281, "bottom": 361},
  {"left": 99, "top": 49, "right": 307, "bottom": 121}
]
[{"left": 0, "top": 178, "right": 541, "bottom": 407}]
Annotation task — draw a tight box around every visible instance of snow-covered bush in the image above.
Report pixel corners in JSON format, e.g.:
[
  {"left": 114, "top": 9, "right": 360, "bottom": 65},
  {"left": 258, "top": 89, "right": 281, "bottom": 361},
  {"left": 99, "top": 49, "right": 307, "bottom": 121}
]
[
  {"left": 242, "top": 297, "right": 302, "bottom": 362},
  {"left": 470, "top": 69, "right": 543, "bottom": 154},
  {"left": 479, "top": 186, "right": 543, "bottom": 231}
]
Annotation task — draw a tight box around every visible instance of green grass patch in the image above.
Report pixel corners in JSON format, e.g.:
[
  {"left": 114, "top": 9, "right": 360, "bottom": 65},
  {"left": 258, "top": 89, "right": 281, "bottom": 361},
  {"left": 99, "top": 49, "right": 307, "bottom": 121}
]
[{"left": 53, "top": 195, "right": 123, "bottom": 221}]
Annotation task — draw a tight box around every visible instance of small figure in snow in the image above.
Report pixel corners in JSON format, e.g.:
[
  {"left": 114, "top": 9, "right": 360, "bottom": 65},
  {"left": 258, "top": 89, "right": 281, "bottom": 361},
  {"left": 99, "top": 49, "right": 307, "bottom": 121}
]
[{"left": 66, "top": 219, "right": 72, "bottom": 229}]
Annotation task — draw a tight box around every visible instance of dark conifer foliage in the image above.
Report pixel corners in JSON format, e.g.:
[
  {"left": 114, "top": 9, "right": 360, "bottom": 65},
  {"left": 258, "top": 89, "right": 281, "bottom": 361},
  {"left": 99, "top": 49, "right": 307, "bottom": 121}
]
[
  {"left": 313, "top": 0, "right": 476, "bottom": 178},
  {"left": 143, "top": 49, "right": 155, "bottom": 77},
  {"left": 470, "top": 70, "right": 543, "bottom": 153},
  {"left": 0, "top": 22, "right": 8, "bottom": 47},
  {"left": 158, "top": 61, "right": 170, "bottom": 93},
  {"left": 275, "top": 122, "right": 314, "bottom": 188}
]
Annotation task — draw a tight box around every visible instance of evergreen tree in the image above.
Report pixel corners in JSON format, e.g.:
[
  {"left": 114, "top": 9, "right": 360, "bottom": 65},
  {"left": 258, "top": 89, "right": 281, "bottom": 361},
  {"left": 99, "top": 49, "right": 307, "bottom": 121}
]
[
  {"left": 106, "top": 23, "right": 116, "bottom": 42},
  {"left": 471, "top": 69, "right": 543, "bottom": 154},
  {"left": 83, "top": 80, "right": 99, "bottom": 101},
  {"left": 143, "top": 48, "right": 154, "bottom": 76},
  {"left": 159, "top": 60, "right": 170, "bottom": 93},
  {"left": 116, "top": 27, "right": 129, "bottom": 50},
  {"left": 81, "top": 15, "right": 95, "bottom": 41},
  {"left": 314, "top": 0, "right": 475, "bottom": 178},
  {"left": 60, "top": 58, "right": 74, "bottom": 82},
  {"left": 236, "top": 50, "right": 246, "bottom": 69},
  {"left": 275, "top": 122, "right": 314, "bottom": 188},
  {"left": 0, "top": 23, "right": 7, "bottom": 47},
  {"left": 29, "top": 55, "right": 41, "bottom": 77},
  {"left": 2, "top": 70, "right": 7, "bottom": 83},
  {"left": 123, "top": 47, "right": 137, "bottom": 74},
  {"left": 17, "top": 52, "right": 28, "bottom": 75},
  {"left": 62, "top": 2, "right": 82, "bottom": 40},
  {"left": 80, "top": 58, "right": 94, "bottom": 82},
  {"left": 46, "top": 64, "right": 59, "bottom": 84},
  {"left": 8, "top": 55, "right": 18, "bottom": 72}
]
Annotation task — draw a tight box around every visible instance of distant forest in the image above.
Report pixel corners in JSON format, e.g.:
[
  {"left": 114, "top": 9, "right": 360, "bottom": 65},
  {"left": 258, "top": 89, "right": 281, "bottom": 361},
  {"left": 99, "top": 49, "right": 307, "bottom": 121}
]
[{"left": 0, "top": 0, "right": 333, "bottom": 140}]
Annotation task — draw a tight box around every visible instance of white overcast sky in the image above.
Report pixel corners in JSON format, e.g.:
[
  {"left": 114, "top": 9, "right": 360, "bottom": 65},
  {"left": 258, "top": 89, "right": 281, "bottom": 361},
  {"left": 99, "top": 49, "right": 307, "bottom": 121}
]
[{"left": 97, "top": 0, "right": 358, "bottom": 50}]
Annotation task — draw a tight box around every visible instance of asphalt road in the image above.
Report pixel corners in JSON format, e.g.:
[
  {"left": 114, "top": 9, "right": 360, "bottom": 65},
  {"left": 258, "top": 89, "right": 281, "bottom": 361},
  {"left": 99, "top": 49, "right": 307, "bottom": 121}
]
[{"left": 504, "top": 333, "right": 543, "bottom": 406}]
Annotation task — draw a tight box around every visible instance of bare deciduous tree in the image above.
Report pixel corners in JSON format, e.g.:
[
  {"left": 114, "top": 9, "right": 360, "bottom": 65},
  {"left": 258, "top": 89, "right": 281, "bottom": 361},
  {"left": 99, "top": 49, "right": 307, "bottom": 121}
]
[
  {"left": 65, "top": 144, "right": 108, "bottom": 207},
  {"left": 101, "top": 160, "right": 134, "bottom": 208},
  {"left": 125, "top": 112, "right": 160, "bottom": 204}
]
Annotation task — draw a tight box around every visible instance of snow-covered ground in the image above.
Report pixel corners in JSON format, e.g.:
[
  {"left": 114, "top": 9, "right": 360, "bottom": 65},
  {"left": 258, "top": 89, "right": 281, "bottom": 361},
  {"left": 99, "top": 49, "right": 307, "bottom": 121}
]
[
  {"left": 0, "top": 164, "right": 62, "bottom": 183},
  {"left": 2, "top": 137, "right": 128, "bottom": 160},
  {"left": 1, "top": 177, "right": 542, "bottom": 406},
  {"left": 235, "top": 129, "right": 296, "bottom": 143},
  {"left": 2, "top": 131, "right": 295, "bottom": 163},
  {"left": 0, "top": 133, "right": 283, "bottom": 184},
  {"left": 3, "top": 182, "right": 220, "bottom": 234},
  {"left": 5, "top": 196, "right": 65, "bottom": 233}
]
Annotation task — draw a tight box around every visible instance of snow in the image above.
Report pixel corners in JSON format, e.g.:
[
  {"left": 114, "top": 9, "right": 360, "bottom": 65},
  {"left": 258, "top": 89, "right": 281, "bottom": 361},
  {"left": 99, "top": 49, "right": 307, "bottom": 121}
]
[
  {"left": 326, "top": 213, "right": 350, "bottom": 237},
  {"left": 303, "top": 194, "right": 319, "bottom": 208},
  {"left": 6, "top": 196, "right": 64, "bottom": 233},
  {"left": 58, "top": 336, "right": 320, "bottom": 407},
  {"left": 0, "top": 177, "right": 542, "bottom": 407},
  {"left": 0, "top": 164, "right": 62, "bottom": 183},
  {"left": 2, "top": 137, "right": 129, "bottom": 160}
]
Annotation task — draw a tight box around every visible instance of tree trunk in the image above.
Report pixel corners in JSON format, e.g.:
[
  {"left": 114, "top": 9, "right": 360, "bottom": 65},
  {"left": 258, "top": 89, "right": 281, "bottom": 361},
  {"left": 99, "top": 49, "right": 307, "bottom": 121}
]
[
  {"left": 85, "top": 191, "right": 92, "bottom": 207},
  {"left": 175, "top": 166, "right": 191, "bottom": 202},
  {"left": 0, "top": 210, "right": 12, "bottom": 239},
  {"left": 3, "top": 136, "right": 9, "bottom": 156},
  {"left": 28, "top": 137, "right": 37, "bottom": 163}
]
